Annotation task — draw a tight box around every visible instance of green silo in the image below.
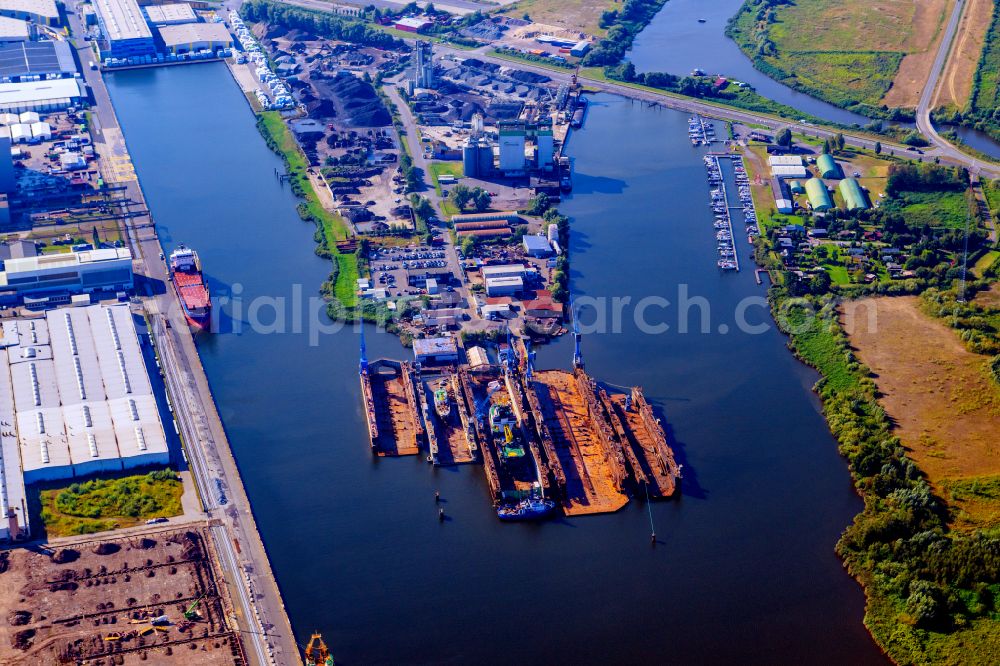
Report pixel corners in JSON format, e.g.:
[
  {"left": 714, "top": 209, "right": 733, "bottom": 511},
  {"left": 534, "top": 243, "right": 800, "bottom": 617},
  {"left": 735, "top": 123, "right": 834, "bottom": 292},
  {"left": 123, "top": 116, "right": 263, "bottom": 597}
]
[
  {"left": 805, "top": 178, "right": 833, "bottom": 211},
  {"left": 816, "top": 153, "right": 842, "bottom": 179},
  {"left": 838, "top": 178, "right": 869, "bottom": 210}
]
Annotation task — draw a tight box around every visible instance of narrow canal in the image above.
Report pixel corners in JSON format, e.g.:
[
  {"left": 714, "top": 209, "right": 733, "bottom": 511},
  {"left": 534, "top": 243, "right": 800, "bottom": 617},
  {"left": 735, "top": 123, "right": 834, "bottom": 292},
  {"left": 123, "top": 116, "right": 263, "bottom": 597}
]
[{"left": 106, "top": 64, "right": 884, "bottom": 664}]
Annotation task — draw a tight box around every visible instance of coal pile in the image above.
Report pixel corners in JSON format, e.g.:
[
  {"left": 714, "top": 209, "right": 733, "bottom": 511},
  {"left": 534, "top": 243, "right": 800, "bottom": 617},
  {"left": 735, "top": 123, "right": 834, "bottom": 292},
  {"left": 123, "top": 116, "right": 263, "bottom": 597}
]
[{"left": 507, "top": 70, "right": 550, "bottom": 85}]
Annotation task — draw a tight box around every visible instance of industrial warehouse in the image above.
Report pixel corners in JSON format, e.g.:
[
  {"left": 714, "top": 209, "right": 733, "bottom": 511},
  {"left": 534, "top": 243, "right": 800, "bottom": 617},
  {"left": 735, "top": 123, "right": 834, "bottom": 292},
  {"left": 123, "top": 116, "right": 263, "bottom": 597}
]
[
  {"left": 0, "top": 247, "right": 134, "bottom": 304},
  {"left": 0, "top": 304, "right": 170, "bottom": 541},
  {"left": 0, "top": 0, "right": 58, "bottom": 27},
  {"left": 92, "top": 0, "right": 234, "bottom": 65}
]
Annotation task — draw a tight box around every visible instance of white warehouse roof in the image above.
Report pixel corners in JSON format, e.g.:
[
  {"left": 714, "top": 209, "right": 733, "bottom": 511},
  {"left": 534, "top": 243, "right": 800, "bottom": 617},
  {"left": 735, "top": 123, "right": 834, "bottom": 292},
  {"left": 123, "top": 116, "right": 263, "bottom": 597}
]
[
  {"left": 767, "top": 155, "right": 804, "bottom": 166},
  {"left": 0, "top": 78, "right": 85, "bottom": 111},
  {"left": 143, "top": 3, "right": 196, "bottom": 25},
  {"left": 93, "top": 0, "right": 152, "bottom": 42},
  {"left": 0, "top": 16, "right": 29, "bottom": 41},
  {"left": 0, "top": 0, "right": 58, "bottom": 22},
  {"left": 771, "top": 165, "right": 808, "bottom": 178},
  {"left": 0, "top": 305, "right": 169, "bottom": 485},
  {"left": 158, "top": 22, "right": 233, "bottom": 49}
]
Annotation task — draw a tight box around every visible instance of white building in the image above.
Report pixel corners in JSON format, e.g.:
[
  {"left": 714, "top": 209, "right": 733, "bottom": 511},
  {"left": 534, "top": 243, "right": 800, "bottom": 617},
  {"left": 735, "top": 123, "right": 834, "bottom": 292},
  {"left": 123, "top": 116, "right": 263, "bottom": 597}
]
[
  {"left": 485, "top": 276, "right": 523, "bottom": 297},
  {"left": 482, "top": 264, "right": 527, "bottom": 281},
  {"left": 0, "top": 247, "right": 134, "bottom": 299},
  {"left": 0, "top": 78, "right": 86, "bottom": 113},
  {"left": 771, "top": 165, "right": 808, "bottom": 179},
  {"left": 0, "top": 15, "right": 29, "bottom": 41},
  {"left": 143, "top": 3, "right": 196, "bottom": 26},
  {"left": 158, "top": 22, "right": 233, "bottom": 54},
  {"left": 1, "top": 305, "right": 170, "bottom": 491},
  {"left": 767, "top": 155, "right": 804, "bottom": 167},
  {"left": 0, "top": 0, "right": 59, "bottom": 26}
]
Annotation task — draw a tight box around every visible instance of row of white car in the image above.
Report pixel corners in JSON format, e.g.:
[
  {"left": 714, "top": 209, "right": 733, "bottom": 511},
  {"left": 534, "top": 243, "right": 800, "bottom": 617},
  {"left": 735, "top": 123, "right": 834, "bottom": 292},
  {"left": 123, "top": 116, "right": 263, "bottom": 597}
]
[{"left": 229, "top": 12, "right": 294, "bottom": 110}]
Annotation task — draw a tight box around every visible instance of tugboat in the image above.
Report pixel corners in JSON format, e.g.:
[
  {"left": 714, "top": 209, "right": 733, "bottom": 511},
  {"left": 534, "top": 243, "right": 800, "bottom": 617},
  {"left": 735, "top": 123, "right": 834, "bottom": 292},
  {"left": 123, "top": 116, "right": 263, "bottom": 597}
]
[
  {"left": 169, "top": 244, "right": 211, "bottom": 330},
  {"left": 434, "top": 386, "right": 451, "bottom": 419}
]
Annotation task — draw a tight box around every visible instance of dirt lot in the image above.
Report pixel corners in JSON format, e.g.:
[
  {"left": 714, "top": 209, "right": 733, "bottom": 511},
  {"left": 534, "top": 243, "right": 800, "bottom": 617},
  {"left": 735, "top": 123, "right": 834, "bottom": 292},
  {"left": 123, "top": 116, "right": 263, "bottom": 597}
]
[
  {"left": 841, "top": 297, "right": 1000, "bottom": 524},
  {"left": 975, "top": 282, "right": 1000, "bottom": 309},
  {"left": 881, "top": 0, "right": 952, "bottom": 107},
  {"left": 934, "top": 0, "right": 995, "bottom": 108},
  {"left": 499, "top": 0, "right": 614, "bottom": 37},
  {"left": 0, "top": 527, "right": 242, "bottom": 665}
]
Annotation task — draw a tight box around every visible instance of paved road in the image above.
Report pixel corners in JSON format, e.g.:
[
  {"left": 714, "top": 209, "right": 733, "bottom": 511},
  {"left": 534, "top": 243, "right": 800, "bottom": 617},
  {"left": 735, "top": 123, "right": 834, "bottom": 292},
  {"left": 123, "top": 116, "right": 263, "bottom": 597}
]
[
  {"left": 915, "top": 0, "right": 1000, "bottom": 176},
  {"left": 65, "top": 3, "right": 300, "bottom": 665},
  {"left": 290, "top": 0, "right": 1000, "bottom": 178}
]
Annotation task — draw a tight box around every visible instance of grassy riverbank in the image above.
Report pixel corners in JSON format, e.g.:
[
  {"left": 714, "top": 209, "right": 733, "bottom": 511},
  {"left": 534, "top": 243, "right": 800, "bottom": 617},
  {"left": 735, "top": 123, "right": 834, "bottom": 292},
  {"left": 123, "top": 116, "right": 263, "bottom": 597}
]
[
  {"left": 256, "top": 111, "right": 358, "bottom": 312},
  {"left": 726, "top": 0, "right": 941, "bottom": 120}
]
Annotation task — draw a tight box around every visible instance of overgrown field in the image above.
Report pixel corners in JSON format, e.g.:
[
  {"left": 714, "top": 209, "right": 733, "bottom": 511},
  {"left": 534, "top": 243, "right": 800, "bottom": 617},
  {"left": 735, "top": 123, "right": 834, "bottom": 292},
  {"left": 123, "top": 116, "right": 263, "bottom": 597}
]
[
  {"left": 728, "top": 0, "right": 948, "bottom": 116},
  {"left": 37, "top": 470, "right": 184, "bottom": 537},
  {"left": 881, "top": 190, "right": 973, "bottom": 230}
]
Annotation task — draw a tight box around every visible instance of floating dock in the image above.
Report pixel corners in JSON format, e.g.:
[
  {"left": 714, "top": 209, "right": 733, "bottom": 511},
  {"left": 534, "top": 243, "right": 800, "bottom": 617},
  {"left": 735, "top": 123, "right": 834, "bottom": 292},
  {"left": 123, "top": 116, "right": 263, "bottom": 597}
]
[
  {"left": 360, "top": 359, "right": 424, "bottom": 456},
  {"left": 423, "top": 373, "right": 478, "bottom": 465},
  {"left": 357, "top": 329, "right": 677, "bottom": 520},
  {"left": 602, "top": 387, "right": 680, "bottom": 498},
  {"left": 528, "top": 369, "right": 630, "bottom": 516}
]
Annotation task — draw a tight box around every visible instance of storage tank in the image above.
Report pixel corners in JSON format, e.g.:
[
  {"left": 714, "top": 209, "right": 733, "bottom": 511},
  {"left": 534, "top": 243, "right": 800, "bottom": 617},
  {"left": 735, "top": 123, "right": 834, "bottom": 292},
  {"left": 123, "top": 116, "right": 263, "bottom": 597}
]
[
  {"left": 805, "top": 178, "right": 834, "bottom": 211},
  {"left": 463, "top": 138, "right": 480, "bottom": 178},
  {"left": 838, "top": 178, "right": 869, "bottom": 211},
  {"left": 816, "top": 153, "right": 842, "bottom": 179}
]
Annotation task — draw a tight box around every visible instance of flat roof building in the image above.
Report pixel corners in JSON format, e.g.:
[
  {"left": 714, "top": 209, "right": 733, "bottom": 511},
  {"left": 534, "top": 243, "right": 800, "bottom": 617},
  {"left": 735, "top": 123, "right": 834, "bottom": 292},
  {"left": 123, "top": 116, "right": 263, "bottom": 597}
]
[
  {"left": 771, "top": 164, "right": 808, "bottom": 179},
  {"left": 158, "top": 22, "right": 233, "bottom": 54},
  {"left": 0, "top": 305, "right": 169, "bottom": 490},
  {"left": 143, "top": 2, "right": 196, "bottom": 25},
  {"left": 0, "top": 0, "right": 59, "bottom": 26},
  {"left": 93, "top": 0, "right": 155, "bottom": 59},
  {"left": 767, "top": 155, "right": 803, "bottom": 167},
  {"left": 481, "top": 264, "right": 527, "bottom": 281},
  {"left": 395, "top": 17, "right": 431, "bottom": 32},
  {"left": 485, "top": 275, "right": 523, "bottom": 297},
  {"left": 0, "top": 247, "right": 133, "bottom": 298},
  {"left": 0, "top": 15, "right": 29, "bottom": 41},
  {"left": 522, "top": 234, "right": 552, "bottom": 257},
  {"left": 0, "top": 41, "right": 76, "bottom": 80},
  {"left": 412, "top": 336, "right": 459, "bottom": 364},
  {"left": 0, "top": 77, "right": 86, "bottom": 112}
]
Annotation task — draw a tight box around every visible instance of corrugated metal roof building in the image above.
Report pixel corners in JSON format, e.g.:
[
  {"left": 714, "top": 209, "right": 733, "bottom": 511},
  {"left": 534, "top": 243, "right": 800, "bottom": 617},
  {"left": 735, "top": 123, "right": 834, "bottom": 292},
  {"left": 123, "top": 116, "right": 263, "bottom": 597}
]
[
  {"left": 816, "top": 153, "right": 842, "bottom": 179},
  {"left": 805, "top": 177, "right": 834, "bottom": 211},
  {"left": 771, "top": 164, "right": 808, "bottom": 179},
  {"left": 838, "top": 177, "right": 869, "bottom": 211},
  {"left": 767, "top": 155, "right": 803, "bottom": 167},
  {"left": 0, "top": 305, "right": 169, "bottom": 486}
]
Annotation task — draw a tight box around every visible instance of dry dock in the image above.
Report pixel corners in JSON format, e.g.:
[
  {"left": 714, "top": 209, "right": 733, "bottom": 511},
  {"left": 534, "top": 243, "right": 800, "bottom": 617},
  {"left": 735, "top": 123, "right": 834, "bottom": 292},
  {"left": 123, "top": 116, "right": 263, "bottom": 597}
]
[
  {"left": 424, "top": 373, "right": 478, "bottom": 465},
  {"left": 603, "top": 387, "right": 680, "bottom": 498},
  {"left": 529, "top": 369, "right": 630, "bottom": 515},
  {"left": 361, "top": 359, "right": 424, "bottom": 456}
]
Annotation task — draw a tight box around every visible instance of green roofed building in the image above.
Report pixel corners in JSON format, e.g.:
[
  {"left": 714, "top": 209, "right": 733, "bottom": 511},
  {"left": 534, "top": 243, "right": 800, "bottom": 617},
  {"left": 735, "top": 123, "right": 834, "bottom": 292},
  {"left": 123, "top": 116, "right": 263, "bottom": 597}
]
[
  {"left": 805, "top": 177, "right": 833, "bottom": 211},
  {"left": 789, "top": 179, "right": 805, "bottom": 194},
  {"left": 838, "top": 178, "right": 869, "bottom": 210},
  {"left": 816, "top": 153, "right": 842, "bottom": 179}
]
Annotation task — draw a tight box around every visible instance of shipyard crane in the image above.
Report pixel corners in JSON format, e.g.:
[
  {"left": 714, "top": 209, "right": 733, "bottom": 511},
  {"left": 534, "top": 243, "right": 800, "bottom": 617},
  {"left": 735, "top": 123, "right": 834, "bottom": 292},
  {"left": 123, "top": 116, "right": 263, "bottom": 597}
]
[
  {"left": 359, "top": 325, "right": 369, "bottom": 375},
  {"left": 571, "top": 300, "right": 583, "bottom": 369}
]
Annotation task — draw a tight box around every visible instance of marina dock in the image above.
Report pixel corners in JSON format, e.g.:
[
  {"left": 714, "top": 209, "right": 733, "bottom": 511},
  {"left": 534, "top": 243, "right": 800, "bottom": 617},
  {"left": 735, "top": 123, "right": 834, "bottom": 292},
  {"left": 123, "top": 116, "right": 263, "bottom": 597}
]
[{"left": 705, "top": 154, "right": 739, "bottom": 271}]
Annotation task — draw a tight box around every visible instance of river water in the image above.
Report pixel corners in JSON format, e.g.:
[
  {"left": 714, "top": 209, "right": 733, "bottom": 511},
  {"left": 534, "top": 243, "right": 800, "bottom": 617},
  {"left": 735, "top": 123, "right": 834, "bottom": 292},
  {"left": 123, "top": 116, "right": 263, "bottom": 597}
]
[
  {"left": 628, "top": 0, "right": 1000, "bottom": 159},
  {"left": 106, "top": 63, "right": 884, "bottom": 664}
]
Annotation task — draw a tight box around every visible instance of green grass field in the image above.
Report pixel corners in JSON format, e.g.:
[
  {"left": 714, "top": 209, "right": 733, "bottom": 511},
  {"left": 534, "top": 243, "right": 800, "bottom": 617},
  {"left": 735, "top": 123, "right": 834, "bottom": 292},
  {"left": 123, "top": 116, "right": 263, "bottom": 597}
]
[{"left": 37, "top": 470, "right": 184, "bottom": 537}]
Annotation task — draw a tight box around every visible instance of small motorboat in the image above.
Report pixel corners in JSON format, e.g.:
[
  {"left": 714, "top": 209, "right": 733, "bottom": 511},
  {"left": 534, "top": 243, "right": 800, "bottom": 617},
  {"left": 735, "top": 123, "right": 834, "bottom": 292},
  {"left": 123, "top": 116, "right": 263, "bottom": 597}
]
[{"left": 497, "top": 498, "right": 557, "bottom": 521}]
